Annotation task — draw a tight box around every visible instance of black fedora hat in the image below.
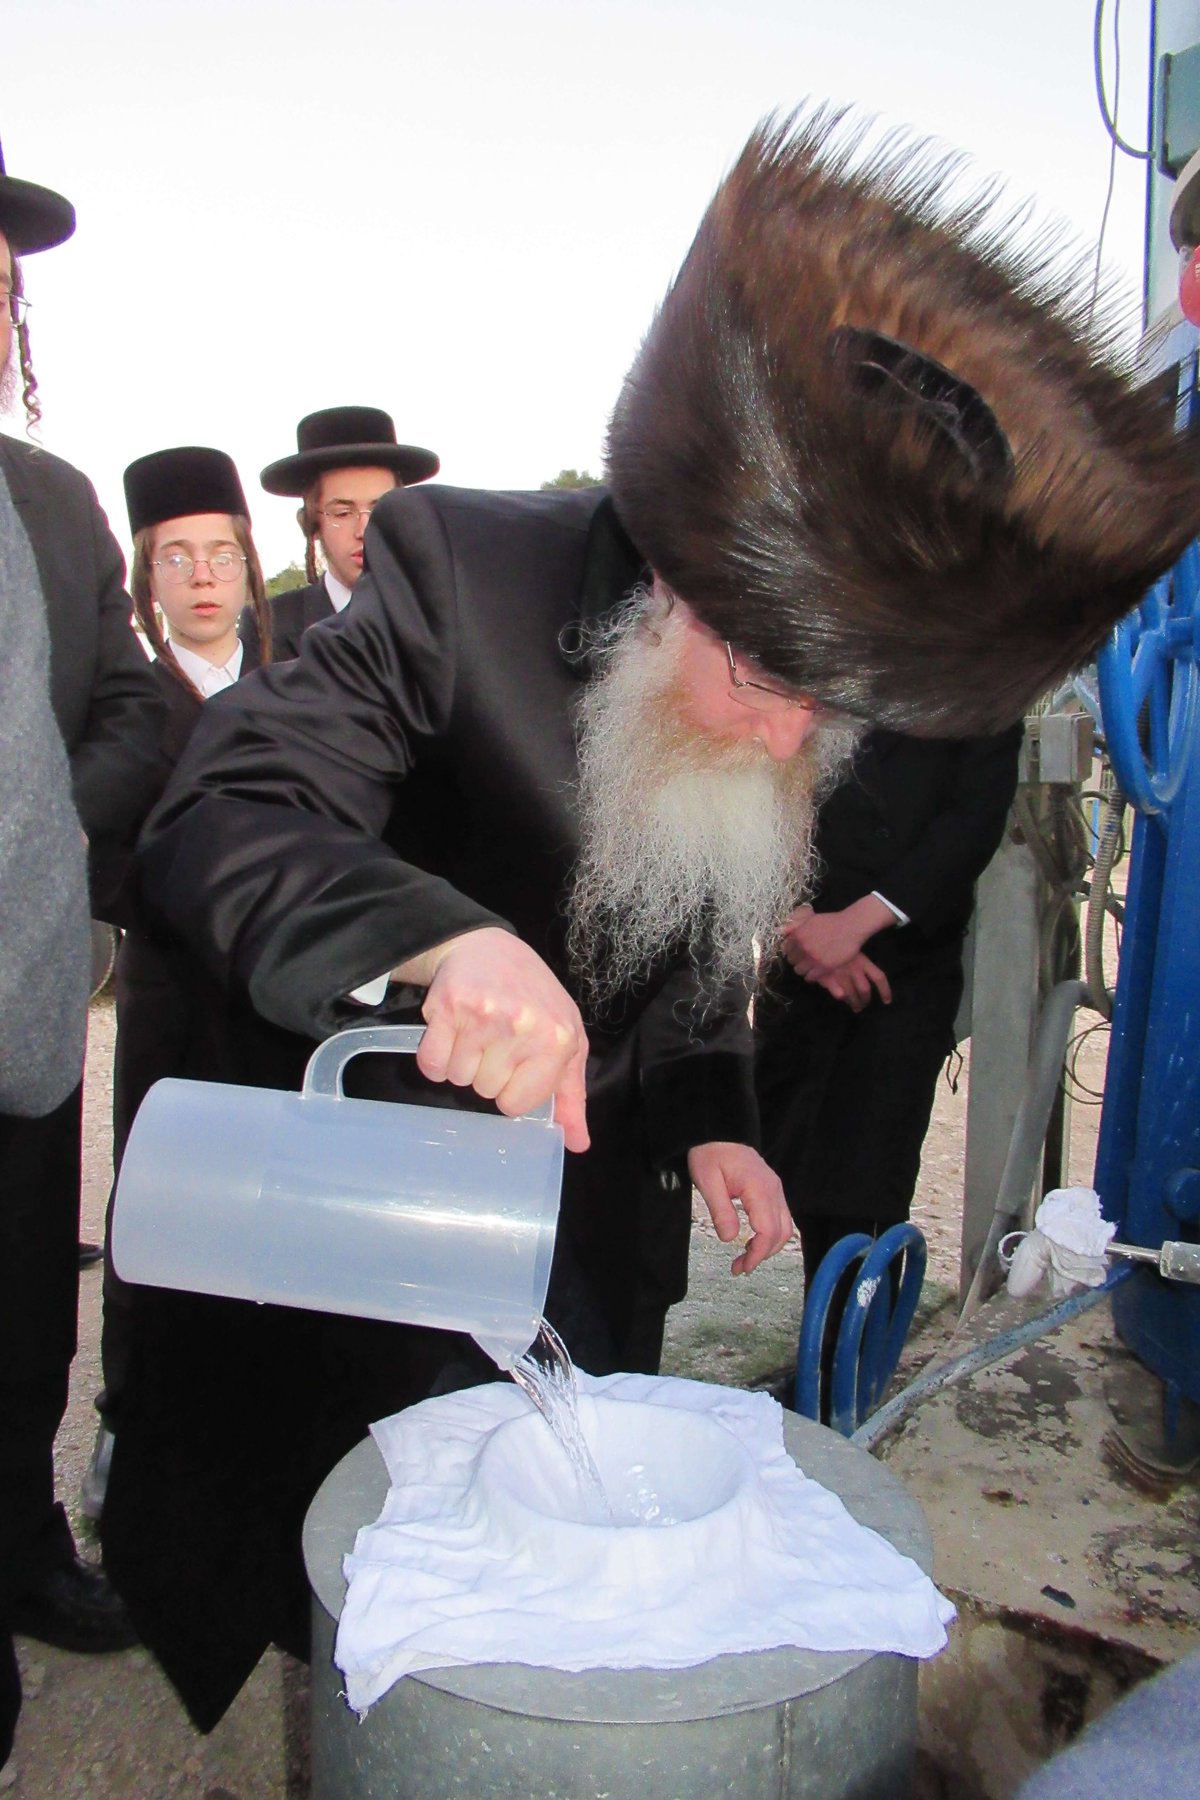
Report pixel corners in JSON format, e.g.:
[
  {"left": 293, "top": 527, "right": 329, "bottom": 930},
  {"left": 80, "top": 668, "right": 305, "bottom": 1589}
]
[
  {"left": 0, "top": 134, "right": 75, "bottom": 255},
  {"left": 124, "top": 447, "right": 250, "bottom": 538},
  {"left": 260, "top": 405, "right": 440, "bottom": 495}
]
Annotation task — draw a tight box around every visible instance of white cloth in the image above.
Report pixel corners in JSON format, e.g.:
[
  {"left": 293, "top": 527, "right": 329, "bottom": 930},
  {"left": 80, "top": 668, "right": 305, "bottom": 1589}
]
[
  {"left": 336, "top": 1371, "right": 955, "bottom": 1714},
  {"left": 1004, "top": 1186, "right": 1116, "bottom": 1298},
  {"left": 169, "top": 638, "right": 243, "bottom": 696}
]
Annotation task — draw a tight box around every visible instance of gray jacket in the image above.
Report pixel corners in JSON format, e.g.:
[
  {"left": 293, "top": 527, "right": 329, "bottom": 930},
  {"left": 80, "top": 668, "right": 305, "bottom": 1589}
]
[{"left": 0, "top": 465, "right": 90, "bottom": 1116}]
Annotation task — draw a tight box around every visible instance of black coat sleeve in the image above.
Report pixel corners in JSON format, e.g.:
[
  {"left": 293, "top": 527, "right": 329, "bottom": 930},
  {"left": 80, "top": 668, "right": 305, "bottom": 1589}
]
[
  {"left": 69, "top": 476, "right": 168, "bottom": 846},
  {"left": 139, "top": 499, "right": 511, "bottom": 1039},
  {"left": 637, "top": 969, "right": 760, "bottom": 1163},
  {"left": 873, "top": 724, "right": 1023, "bottom": 937}
]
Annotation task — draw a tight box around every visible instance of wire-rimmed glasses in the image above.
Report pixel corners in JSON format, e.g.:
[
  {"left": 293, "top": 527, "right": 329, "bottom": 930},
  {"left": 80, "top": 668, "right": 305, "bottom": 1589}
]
[
  {"left": 724, "top": 640, "right": 809, "bottom": 711},
  {"left": 153, "top": 551, "right": 246, "bottom": 584},
  {"left": 318, "top": 502, "right": 378, "bottom": 528}
]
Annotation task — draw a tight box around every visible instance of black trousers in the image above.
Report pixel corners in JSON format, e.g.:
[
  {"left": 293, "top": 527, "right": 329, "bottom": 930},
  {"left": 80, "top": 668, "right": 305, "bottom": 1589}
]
[
  {"left": 0, "top": 1087, "right": 84, "bottom": 1764},
  {"left": 0, "top": 1088, "right": 82, "bottom": 1591},
  {"left": 754, "top": 965, "right": 961, "bottom": 1287}
]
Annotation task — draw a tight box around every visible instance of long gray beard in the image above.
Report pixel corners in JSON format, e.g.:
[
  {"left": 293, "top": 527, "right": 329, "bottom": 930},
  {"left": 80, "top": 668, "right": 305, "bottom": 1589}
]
[{"left": 567, "top": 597, "right": 860, "bottom": 1008}]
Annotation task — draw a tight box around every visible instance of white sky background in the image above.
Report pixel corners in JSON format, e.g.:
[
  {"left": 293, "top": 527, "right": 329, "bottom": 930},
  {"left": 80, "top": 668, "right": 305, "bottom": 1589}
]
[{"left": 4, "top": 0, "right": 1155, "bottom": 577}]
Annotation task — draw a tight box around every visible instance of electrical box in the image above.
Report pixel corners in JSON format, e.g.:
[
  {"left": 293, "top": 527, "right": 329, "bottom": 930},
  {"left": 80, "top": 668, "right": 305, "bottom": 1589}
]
[
  {"left": 1018, "top": 712, "right": 1095, "bottom": 786},
  {"left": 1161, "top": 42, "right": 1200, "bottom": 175}
]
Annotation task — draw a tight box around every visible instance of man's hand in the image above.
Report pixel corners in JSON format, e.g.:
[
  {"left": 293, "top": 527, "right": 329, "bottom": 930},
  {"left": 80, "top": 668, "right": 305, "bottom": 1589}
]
[
  {"left": 781, "top": 894, "right": 897, "bottom": 976},
  {"left": 392, "top": 927, "right": 591, "bottom": 1152},
  {"left": 686, "top": 1142, "right": 794, "bottom": 1275},
  {"left": 807, "top": 951, "right": 892, "bottom": 1013}
]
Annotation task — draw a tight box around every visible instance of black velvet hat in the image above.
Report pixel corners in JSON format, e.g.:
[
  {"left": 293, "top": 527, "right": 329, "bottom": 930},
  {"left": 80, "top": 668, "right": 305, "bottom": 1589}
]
[
  {"left": 124, "top": 447, "right": 250, "bottom": 537},
  {"left": 0, "top": 134, "right": 75, "bottom": 255},
  {"left": 260, "top": 406, "right": 440, "bottom": 495}
]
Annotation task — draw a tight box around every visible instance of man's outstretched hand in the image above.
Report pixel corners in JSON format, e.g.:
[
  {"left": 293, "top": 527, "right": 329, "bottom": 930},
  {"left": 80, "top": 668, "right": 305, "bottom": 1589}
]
[
  {"left": 392, "top": 927, "right": 591, "bottom": 1151},
  {"left": 687, "top": 1141, "right": 794, "bottom": 1275}
]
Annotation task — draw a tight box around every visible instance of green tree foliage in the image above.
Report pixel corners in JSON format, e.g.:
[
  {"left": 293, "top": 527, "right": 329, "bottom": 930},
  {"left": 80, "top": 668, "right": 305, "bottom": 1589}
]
[
  {"left": 540, "top": 469, "right": 602, "bottom": 490},
  {"left": 266, "top": 562, "right": 306, "bottom": 597}
]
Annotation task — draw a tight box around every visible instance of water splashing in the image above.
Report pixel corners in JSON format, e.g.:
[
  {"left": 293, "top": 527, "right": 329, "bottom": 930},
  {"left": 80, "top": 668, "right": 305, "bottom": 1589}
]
[{"left": 510, "top": 1318, "right": 614, "bottom": 1523}]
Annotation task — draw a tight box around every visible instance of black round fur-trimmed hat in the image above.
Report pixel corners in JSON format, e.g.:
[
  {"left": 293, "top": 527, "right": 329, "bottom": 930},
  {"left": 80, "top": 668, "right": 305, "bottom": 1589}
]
[
  {"left": 0, "top": 134, "right": 75, "bottom": 255},
  {"left": 607, "top": 106, "right": 1200, "bottom": 738},
  {"left": 124, "top": 447, "right": 250, "bottom": 538},
  {"left": 260, "top": 406, "right": 440, "bottom": 495}
]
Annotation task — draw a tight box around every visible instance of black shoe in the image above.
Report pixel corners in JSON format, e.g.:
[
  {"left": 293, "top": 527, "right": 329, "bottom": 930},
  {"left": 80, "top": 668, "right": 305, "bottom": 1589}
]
[
  {"left": 78, "top": 1241, "right": 104, "bottom": 1270},
  {"left": 11, "top": 1556, "right": 138, "bottom": 1654}
]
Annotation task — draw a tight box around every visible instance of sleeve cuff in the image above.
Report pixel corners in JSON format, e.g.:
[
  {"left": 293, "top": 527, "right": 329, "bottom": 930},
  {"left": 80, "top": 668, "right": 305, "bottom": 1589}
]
[
  {"left": 871, "top": 889, "right": 910, "bottom": 928},
  {"left": 348, "top": 972, "right": 391, "bottom": 1006}
]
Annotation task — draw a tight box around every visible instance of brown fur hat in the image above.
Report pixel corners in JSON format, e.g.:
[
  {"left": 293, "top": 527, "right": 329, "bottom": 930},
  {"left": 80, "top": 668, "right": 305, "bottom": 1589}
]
[{"left": 606, "top": 107, "right": 1200, "bottom": 735}]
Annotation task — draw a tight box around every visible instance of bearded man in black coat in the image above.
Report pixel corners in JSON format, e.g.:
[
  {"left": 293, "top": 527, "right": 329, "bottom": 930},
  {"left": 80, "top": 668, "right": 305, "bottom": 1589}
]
[{"left": 106, "top": 110, "right": 1200, "bottom": 1729}]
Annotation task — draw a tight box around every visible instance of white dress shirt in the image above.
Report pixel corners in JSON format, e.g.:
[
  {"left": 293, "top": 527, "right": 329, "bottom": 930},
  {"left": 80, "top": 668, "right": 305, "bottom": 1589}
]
[
  {"left": 169, "top": 639, "right": 244, "bottom": 698},
  {"left": 324, "top": 570, "right": 353, "bottom": 613}
]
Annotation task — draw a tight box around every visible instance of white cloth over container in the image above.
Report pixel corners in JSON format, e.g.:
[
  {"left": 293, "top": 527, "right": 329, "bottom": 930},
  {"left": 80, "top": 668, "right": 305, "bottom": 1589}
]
[{"left": 336, "top": 1372, "right": 955, "bottom": 1714}]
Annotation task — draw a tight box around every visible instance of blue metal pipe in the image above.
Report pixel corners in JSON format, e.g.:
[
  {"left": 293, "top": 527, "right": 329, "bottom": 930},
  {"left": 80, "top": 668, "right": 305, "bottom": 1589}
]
[{"left": 794, "top": 1224, "right": 927, "bottom": 1437}]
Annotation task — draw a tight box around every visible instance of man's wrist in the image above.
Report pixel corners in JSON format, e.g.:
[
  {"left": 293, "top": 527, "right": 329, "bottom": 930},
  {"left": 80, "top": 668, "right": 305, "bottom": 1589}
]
[
  {"left": 867, "top": 889, "right": 908, "bottom": 928},
  {"left": 392, "top": 924, "right": 513, "bottom": 989},
  {"left": 851, "top": 892, "right": 903, "bottom": 935}
]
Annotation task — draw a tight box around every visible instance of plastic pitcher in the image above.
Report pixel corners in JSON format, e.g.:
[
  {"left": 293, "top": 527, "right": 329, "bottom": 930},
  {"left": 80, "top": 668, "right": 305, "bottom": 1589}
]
[{"left": 110, "top": 1024, "right": 563, "bottom": 1369}]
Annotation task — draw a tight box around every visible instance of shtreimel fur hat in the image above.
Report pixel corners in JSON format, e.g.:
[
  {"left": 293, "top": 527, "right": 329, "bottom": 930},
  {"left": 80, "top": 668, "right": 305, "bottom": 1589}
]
[{"left": 607, "top": 107, "right": 1200, "bottom": 736}]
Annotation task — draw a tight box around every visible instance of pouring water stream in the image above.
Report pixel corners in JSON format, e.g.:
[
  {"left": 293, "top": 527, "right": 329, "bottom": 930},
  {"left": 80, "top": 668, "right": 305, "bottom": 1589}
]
[{"left": 509, "top": 1318, "right": 615, "bottom": 1523}]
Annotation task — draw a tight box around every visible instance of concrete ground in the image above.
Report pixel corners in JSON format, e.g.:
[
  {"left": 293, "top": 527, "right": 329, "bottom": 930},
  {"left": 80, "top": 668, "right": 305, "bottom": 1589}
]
[
  {"left": 5, "top": 986, "right": 1142, "bottom": 1799},
  {"left": 883, "top": 1291, "right": 1200, "bottom": 1799}
]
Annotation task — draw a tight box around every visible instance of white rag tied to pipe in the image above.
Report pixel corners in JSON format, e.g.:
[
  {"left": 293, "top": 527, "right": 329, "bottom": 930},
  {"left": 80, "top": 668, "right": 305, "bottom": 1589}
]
[{"left": 1004, "top": 1186, "right": 1117, "bottom": 1299}]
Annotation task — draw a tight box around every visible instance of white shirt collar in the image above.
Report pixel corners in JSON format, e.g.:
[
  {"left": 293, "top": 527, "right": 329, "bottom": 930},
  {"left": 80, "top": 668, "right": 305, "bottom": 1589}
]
[
  {"left": 323, "top": 569, "right": 353, "bottom": 613},
  {"left": 169, "top": 638, "right": 244, "bottom": 698}
]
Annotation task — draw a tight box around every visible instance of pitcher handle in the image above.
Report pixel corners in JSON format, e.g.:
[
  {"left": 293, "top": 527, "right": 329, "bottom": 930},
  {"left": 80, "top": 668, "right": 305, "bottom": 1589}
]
[{"left": 301, "top": 1024, "right": 556, "bottom": 1123}]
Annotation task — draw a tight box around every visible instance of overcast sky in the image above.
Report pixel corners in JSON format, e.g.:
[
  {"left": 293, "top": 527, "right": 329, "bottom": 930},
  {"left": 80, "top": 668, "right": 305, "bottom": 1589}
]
[{"left": 4, "top": 0, "right": 1155, "bottom": 575}]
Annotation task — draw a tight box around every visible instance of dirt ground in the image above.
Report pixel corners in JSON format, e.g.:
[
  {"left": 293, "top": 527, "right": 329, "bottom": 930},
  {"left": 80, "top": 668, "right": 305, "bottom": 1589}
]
[{"left": 3, "top": 982, "right": 1110, "bottom": 1798}]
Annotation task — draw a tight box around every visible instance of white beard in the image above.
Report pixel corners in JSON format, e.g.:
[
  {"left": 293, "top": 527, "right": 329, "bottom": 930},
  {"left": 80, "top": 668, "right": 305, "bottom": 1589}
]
[{"left": 567, "top": 594, "right": 860, "bottom": 1007}]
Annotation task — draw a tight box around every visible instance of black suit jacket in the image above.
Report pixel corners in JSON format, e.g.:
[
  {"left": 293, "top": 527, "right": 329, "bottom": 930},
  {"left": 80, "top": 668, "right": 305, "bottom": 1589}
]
[
  {"left": 113, "top": 649, "right": 280, "bottom": 1161},
  {"left": 754, "top": 726, "right": 1021, "bottom": 1229},
  {"left": 239, "top": 578, "right": 333, "bottom": 664},
  {"left": 0, "top": 435, "right": 165, "bottom": 867},
  {"left": 810, "top": 725, "right": 1023, "bottom": 977}
]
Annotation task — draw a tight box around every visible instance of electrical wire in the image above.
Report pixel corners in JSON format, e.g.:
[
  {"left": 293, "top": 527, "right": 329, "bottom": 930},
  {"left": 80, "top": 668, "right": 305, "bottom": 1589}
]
[
  {"left": 1062, "top": 1016, "right": 1110, "bottom": 1104},
  {"left": 1090, "top": 0, "right": 1151, "bottom": 321},
  {"left": 854, "top": 1264, "right": 1136, "bottom": 1452},
  {"left": 1093, "top": 0, "right": 1152, "bottom": 158}
]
